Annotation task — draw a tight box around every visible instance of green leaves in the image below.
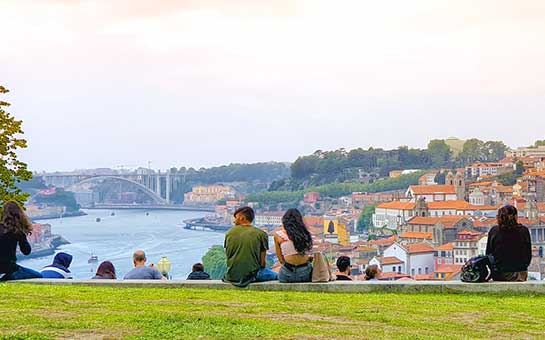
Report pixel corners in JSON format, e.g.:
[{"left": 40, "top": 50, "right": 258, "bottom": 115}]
[
  {"left": 0, "top": 85, "right": 32, "bottom": 206},
  {"left": 202, "top": 245, "right": 227, "bottom": 279}
]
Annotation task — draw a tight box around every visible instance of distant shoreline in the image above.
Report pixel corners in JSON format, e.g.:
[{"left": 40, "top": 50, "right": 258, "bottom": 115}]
[{"left": 32, "top": 210, "right": 87, "bottom": 221}]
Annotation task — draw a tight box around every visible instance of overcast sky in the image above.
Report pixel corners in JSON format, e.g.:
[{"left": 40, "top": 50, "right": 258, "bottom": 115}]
[{"left": 1, "top": 0, "right": 544, "bottom": 172}]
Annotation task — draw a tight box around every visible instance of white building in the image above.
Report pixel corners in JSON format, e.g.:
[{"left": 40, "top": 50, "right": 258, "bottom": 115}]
[
  {"left": 372, "top": 201, "right": 416, "bottom": 229},
  {"left": 382, "top": 242, "right": 436, "bottom": 277},
  {"left": 406, "top": 185, "right": 458, "bottom": 202},
  {"left": 369, "top": 256, "right": 405, "bottom": 274},
  {"left": 254, "top": 212, "right": 284, "bottom": 227},
  {"left": 508, "top": 146, "right": 545, "bottom": 158},
  {"left": 466, "top": 162, "right": 508, "bottom": 179}
]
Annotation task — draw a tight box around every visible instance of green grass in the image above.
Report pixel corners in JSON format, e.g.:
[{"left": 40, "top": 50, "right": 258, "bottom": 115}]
[{"left": 1, "top": 284, "right": 545, "bottom": 339}]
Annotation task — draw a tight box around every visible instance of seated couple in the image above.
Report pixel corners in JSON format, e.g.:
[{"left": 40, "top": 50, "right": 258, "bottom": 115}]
[{"left": 223, "top": 207, "right": 315, "bottom": 287}]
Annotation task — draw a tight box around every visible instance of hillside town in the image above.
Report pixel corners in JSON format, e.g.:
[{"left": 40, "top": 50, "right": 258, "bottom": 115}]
[{"left": 184, "top": 147, "right": 545, "bottom": 281}]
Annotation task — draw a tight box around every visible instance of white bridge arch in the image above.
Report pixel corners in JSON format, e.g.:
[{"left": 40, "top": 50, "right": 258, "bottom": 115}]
[{"left": 67, "top": 176, "right": 167, "bottom": 205}]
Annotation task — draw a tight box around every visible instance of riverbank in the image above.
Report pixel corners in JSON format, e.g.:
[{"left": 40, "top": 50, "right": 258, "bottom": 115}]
[
  {"left": 17, "top": 235, "right": 70, "bottom": 260},
  {"left": 29, "top": 209, "right": 87, "bottom": 221}
]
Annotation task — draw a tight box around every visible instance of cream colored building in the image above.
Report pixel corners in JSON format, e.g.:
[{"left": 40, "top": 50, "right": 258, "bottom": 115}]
[{"left": 184, "top": 185, "right": 236, "bottom": 204}]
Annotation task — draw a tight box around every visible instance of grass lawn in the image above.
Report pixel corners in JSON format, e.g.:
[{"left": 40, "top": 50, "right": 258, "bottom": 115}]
[{"left": 1, "top": 284, "right": 545, "bottom": 339}]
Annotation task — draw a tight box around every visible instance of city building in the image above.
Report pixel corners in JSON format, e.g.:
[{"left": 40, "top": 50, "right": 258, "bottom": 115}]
[
  {"left": 508, "top": 146, "right": 545, "bottom": 158},
  {"left": 351, "top": 192, "right": 400, "bottom": 208},
  {"left": 372, "top": 201, "right": 417, "bottom": 229},
  {"left": 465, "top": 162, "right": 509, "bottom": 179},
  {"left": 435, "top": 242, "right": 454, "bottom": 266},
  {"left": 453, "top": 230, "right": 484, "bottom": 265},
  {"left": 380, "top": 242, "right": 436, "bottom": 277},
  {"left": 183, "top": 185, "right": 236, "bottom": 205},
  {"left": 303, "top": 192, "right": 320, "bottom": 204},
  {"left": 323, "top": 215, "right": 351, "bottom": 245},
  {"left": 254, "top": 212, "right": 284, "bottom": 227},
  {"left": 399, "top": 216, "right": 474, "bottom": 246},
  {"left": 369, "top": 256, "right": 405, "bottom": 274},
  {"left": 406, "top": 185, "right": 458, "bottom": 202},
  {"left": 418, "top": 172, "right": 438, "bottom": 186}
]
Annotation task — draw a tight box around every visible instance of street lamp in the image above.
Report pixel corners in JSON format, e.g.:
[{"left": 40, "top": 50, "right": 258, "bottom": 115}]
[{"left": 157, "top": 256, "right": 172, "bottom": 279}]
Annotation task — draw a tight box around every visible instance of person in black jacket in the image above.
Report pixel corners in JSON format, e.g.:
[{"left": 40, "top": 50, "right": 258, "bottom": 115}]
[
  {"left": 486, "top": 205, "right": 532, "bottom": 282},
  {"left": 0, "top": 201, "right": 43, "bottom": 281},
  {"left": 187, "top": 263, "right": 210, "bottom": 280}
]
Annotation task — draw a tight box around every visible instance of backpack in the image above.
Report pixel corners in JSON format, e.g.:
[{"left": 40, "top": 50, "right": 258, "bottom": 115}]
[
  {"left": 311, "top": 252, "right": 334, "bottom": 283},
  {"left": 461, "top": 255, "right": 496, "bottom": 283}
]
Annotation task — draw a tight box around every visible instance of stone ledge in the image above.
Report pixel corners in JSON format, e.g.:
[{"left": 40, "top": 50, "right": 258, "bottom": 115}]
[{"left": 7, "top": 279, "right": 545, "bottom": 294}]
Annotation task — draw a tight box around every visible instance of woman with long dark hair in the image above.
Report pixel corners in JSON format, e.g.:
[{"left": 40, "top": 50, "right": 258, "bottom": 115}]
[
  {"left": 0, "top": 201, "right": 43, "bottom": 281},
  {"left": 486, "top": 205, "right": 532, "bottom": 281},
  {"left": 92, "top": 261, "right": 117, "bottom": 280},
  {"left": 274, "top": 208, "right": 314, "bottom": 283}
]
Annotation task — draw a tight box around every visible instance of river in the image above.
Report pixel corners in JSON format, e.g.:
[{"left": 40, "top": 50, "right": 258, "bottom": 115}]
[{"left": 18, "top": 209, "right": 225, "bottom": 279}]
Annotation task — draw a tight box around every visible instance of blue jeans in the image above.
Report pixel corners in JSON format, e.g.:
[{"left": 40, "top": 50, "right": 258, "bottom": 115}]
[
  {"left": 0, "top": 265, "right": 43, "bottom": 281},
  {"left": 254, "top": 268, "right": 278, "bottom": 282},
  {"left": 278, "top": 263, "right": 312, "bottom": 283}
]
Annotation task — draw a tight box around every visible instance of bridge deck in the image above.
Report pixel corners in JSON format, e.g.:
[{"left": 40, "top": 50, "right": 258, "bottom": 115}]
[{"left": 9, "top": 279, "right": 545, "bottom": 294}]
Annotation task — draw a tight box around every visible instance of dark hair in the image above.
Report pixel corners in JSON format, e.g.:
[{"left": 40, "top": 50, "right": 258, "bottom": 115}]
[
  {"left": 192, "top": 263, "right": 204, "bottom": 272},
  {"left": 1, "top": 201, "right": 33, "bottom": 235},
  {"left": 365, "top": 265, "right": 379, "bottom": 280},
  {"left": 96, "top": 261, "right": 116, "bottom": 279},
  {"left": 234, "top": 206, "right": 255, "bottom": 223},
  {"left": 282, "top": 208, "right": 313, "bottom": 254},
  {"left": 497, "top": 205, "right": 519, "bottom": 229},
  {"left": 336, "top": 256, "right": 351, "bottom": 273}
]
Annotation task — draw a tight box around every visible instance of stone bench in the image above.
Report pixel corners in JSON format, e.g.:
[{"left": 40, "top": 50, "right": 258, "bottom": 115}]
[{"left": 8, "top": 279, "right": 545, "bottom": 294}]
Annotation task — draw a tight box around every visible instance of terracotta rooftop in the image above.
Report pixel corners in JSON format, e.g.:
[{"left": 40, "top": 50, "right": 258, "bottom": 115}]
[
  {"left": 434, "top": 264, "right": 463, "bottom": 274},
  {"left": 375, "top": 256, "right": 404, "bottom": 265},
  {"left": 407, "top": 216, "right": 467, "bottom": 228},
  {"left": 376, "top": 201, "right": 416, "bottom": 210},
  {"left": 405, "top": 242, "right": 436, "bottom": 254},
  {"left": 408, "top": 185, "right": 456, "bottom": 195},
  {"left": 427, "top": 200, "right": 470, "bottom": 210},
  {"left": 369, "top": 235, "right": 398, "bottom": 246},
  {"left": 436, "top": 242, "right": 454, "bottom": 251},
  {"left": 399, "top": 232, "right": 432, "bottom": 240}
]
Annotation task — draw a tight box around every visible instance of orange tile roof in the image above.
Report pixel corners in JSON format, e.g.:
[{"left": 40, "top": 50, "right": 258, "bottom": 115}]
[
  {"left": 469, "top": 181, "right": 493, "bottom": 187},
  {"left": 399, "top": 232, "right": 432, "bottom": 240},
  {"left": 376, "top": 256, "right": 404, "bottom": 265},
  {"left": 405, "top": 242, "right": 435, "bottom": 254},
  {"left": 303, "top": 216, "right": 324, "bottom": 227},
  {"left": 379, "top": 272, "right": 411, "bottom": 280},
  {"left": 407, "top": 216, "right": 466, "bottom": 228},
  {"left": 427, "top": 200, "right": 470, "bottom": 210},
  {"left": 436, "top": 242, "right": 454, "bottom": 251},
  {"left": 369, "top": 235, "right": 398, "bottom": 246},
  {"left": 414, "top": 274, "right": 435, "bottom": 281},
  {"left": 376, "top": 201, "right": 416, "bottom": 210},
  {"left": 434, "top": 264, "right": 463, "bottom": 274},
  {"left": 356, "top": 259, "right": 369, "bottom": 266},
  {"left": 409, "top": 185, "right": 456, "bottom": 195},
  {"left": 465, "top": 205, "right": 500, "bottom": 211}
]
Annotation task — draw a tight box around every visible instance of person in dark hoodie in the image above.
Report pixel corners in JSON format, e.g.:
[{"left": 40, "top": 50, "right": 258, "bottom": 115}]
[
  {"left": 92, "top": 261, "right": 116, "bottom": 280},
  {"left": 187, "top": 263, "right": 210, "bottom": 280},
  {"left": 0, "top": 201, "right": 43, "bottom": 281},
  {"left": 41, "top": 252, "right": 73, "bottom": 279}
]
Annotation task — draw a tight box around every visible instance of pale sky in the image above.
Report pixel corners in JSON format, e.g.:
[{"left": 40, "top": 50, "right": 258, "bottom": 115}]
[{"left": 1, "top": 0, "right": 545, "bottom": 172}]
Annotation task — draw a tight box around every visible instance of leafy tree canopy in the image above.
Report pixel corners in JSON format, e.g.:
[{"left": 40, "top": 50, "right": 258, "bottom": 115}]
[
  {"left": 0, "top": 85, "right": 32, "bottom": 206},
  {"left": 202, "top": 245, "right": 227, "bottom": 280}
]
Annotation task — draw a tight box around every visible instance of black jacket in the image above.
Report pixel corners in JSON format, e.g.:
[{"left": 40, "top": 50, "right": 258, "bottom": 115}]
[
  {"left": 0, "top": 229, "right": 31, "bottom": 274},
  {"left": 486, "top": 224, "right": 532, "bottom": 273},
  {"left": 187, "top": 271, "right": 211, "bottom": 280}
]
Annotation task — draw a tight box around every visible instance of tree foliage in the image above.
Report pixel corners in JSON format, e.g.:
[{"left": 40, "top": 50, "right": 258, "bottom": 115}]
[
  {"left": 357, "top": 204, "right": 377, "bottom": 232},
  {"left": 202, "top": 245, "right": 227, "bottom": 279},
  {"left": 534, "top": 140, "right": 545, "bottom": 148},
  {"left": 33, "top": 188, "right": 81, "bottom": 212},
  {"left": 0, "top": 85, "right": 32, "bottom": 206}
]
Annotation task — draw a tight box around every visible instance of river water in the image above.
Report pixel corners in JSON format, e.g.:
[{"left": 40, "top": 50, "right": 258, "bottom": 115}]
[{"left": 18, "top": 209, "right": 225, "bottom": 279}]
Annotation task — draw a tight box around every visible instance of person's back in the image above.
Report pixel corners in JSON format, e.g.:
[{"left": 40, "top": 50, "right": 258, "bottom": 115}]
[
  {"left": 0, "top": 228, "right": 31, "bottom": 275},
  {"left": 124, "top": 266, "right": 163, "bottom": 280},
  {"left": 187, "top": 263, "right": 210, "bottom": 280},
  {"left": 41, "top": 252, "right": 73, "bottom": 279},
  {"left": 224, "top": 224, "right": 268, "bottom": 286},
  {"left": 487, "top": 225, "right": 531, "bottom": 272},
  {"left": 123, "top": 250, "right": 164, "bottom": 280},
  {"left": 486, "top": 205, "right": 532, "bottom": 281}
]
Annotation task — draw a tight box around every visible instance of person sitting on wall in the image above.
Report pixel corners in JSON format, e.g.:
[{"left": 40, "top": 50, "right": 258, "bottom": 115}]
[
  {"left": 223, "top": 206, "right": 277, "bottom": 287},
  {"left": 364, "top": 264, "right": 381, "bottom": 281},
  {"left": 0, "top": 201, "right": 43, "bottom": 281},
  {"left": 123, "top": 250, "right": 166, "bottom": 280},
  {"left": 187, "top": 263, "right": 210, "bottom": 280},
  {"left": 41, "top": 252, "right": 73, "bottom": 279},
  {"left": 274, "top": 208, "right": 313, "bottom": 283},
  {"left": 92, "top": 261, "right": 117, "bottom": 280},
  {"left": 334, "top": 256, "right": 352, "bottom": 281},
  {"left": 486, "top": 205, "right": 532, "bottom": 282}
]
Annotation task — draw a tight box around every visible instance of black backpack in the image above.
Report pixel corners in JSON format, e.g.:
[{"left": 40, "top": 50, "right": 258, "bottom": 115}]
[{"left": 460, "top": 255, "right": 496, "bottom": 283}]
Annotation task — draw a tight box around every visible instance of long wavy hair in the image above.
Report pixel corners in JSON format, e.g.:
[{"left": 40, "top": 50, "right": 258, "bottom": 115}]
[
  {"left": 282, "top": 208, "right": 313, "bottom": 254},
  {"left": 497, "top": 205, "right": 519, "bottom": 230},
  {"left": 1, "top": 201, "right": 33, "bottom": 235}
]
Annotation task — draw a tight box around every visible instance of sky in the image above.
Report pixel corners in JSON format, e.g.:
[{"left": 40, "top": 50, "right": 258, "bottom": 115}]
[{"left": 1, "top": 0, "right": 545, "bottom": 172}]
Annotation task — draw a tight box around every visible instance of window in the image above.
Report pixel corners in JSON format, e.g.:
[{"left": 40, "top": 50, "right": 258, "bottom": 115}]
[
  {"left": 392, "top": 267, "right": 395, "bottom": 272},
  {"left": 425, "top": 267, "right": 429, "bottom": 274},
  {"left": 418, "top": 268, "right": 422, "bottom": 275},
  {"left": 411, "top": 269, "right": 415, "bottom": 276},
  {"left": 398, "top": 266, "right": 402, "bottom": 273},
  {"left": 437, "top": 258, "right": 442, "bottom": 264}
]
